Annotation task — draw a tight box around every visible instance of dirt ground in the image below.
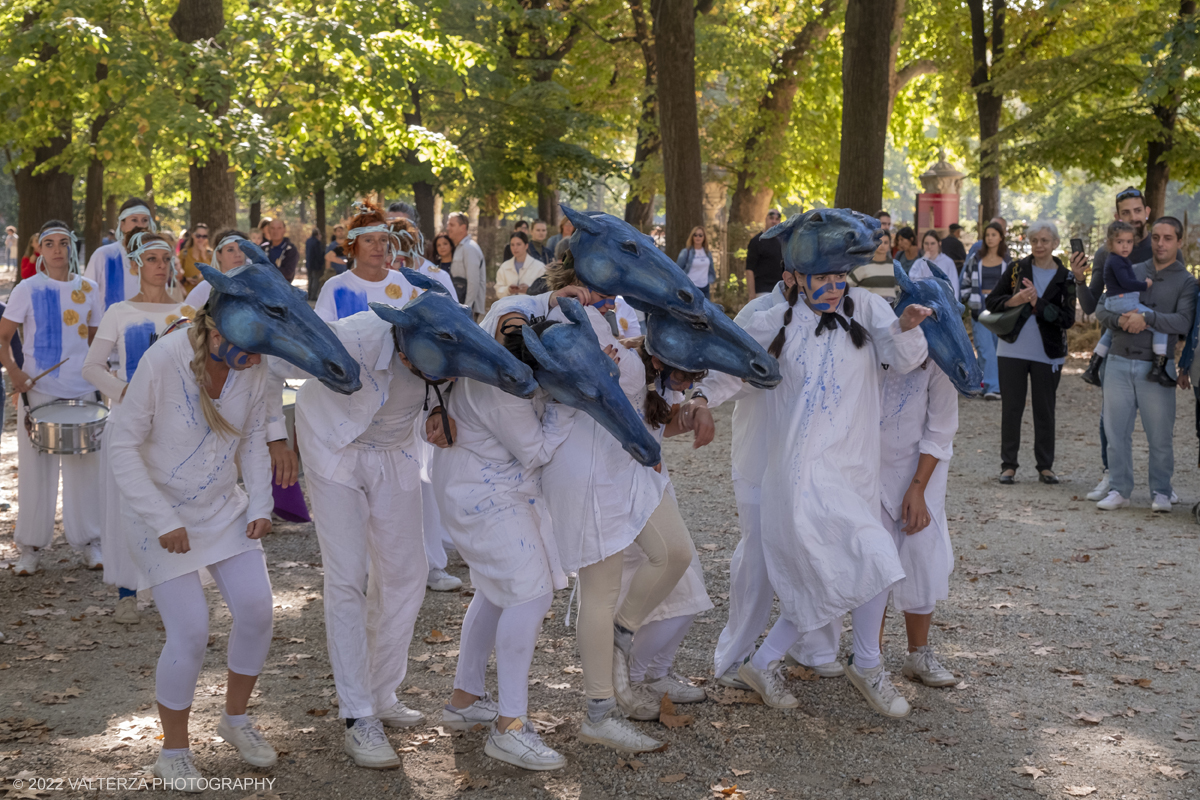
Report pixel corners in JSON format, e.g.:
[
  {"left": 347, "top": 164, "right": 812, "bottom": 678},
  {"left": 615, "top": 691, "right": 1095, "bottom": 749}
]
[{"left": 1, "top": 355, "right": 1198, "bottom": 800}]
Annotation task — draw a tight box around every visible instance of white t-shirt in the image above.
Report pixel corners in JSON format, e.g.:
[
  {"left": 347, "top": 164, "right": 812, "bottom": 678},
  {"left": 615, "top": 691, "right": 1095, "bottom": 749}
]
[
  {"left": 688, "top": 251, "right": 710, "bottom": 288},
  {"left": 85, "top": 301, "right": 185, "bottom": 402},
  {"left": 416, "top": 258, "right": 457, "bottom": 296},
  {"left": 84, "top": 242, "right": 142, "bottom": 311},
  {"left": 314, "top": 269, "right": 419, "bottom": 322},
  {"left": 2, "top": 272, "right": 103, "bottom": 398},
  {"left": 614, "top": 297, "right": 641, "bottom": 338}
]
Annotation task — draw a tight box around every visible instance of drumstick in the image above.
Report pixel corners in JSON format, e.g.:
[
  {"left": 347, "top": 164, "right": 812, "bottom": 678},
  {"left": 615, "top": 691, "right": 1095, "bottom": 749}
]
[{"left": 8, "top": 357, "right": 70, "bottom": 397}]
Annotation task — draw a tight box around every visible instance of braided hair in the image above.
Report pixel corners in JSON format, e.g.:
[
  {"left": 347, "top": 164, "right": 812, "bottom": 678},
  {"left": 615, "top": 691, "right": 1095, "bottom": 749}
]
[
  {"left": 767, "top": 277, "right": 869, "bottom": 358},
  {"left": 624, "top": 336, "right": 706, "bottom": 430}
]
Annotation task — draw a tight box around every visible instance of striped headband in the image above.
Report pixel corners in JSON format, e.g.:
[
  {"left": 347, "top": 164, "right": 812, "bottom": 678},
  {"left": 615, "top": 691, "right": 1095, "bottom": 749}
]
[{"left": 36, "top": 226, "right": 81, "bottom": 275}]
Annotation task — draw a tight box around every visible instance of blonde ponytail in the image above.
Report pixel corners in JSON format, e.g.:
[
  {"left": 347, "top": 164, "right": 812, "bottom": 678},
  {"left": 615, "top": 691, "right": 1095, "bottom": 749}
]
[{"left": 188, "top": 306, "right": 241, "bottom": 439}]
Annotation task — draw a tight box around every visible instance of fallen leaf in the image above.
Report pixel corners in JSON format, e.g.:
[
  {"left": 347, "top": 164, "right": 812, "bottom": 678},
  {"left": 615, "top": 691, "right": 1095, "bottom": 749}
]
[
  {"left": 855, "top": 776, "right": 877, "bottom": 786},
  {"left": 1071, "top": 553, "right": 1090, "bottom": 563},
  {"left": 732, "top": 768, "right": 751, "bottom": 777},
  {"left": 1073, "top": 712, "right": 1104, "bottom": 725},
  {"left": 1063, "top": 787, "right": 1096, "bottom": 797},
  {"left": 699, "top": 543, "right": 722, "bottom": 551},
  {"left": 529, "top": 712, "right": 567, "bottom": 734},
  {"left": 424, "top": 630, "right": 452, "bottom": 644},
  {"left": 659, "top": 773, "right": 687, "bottom": 784},
  {"left": 1013, "top": 765, "right": 1045, "bottom": 780},
  {"left": 562, "top": 665, "right": 583, "bottom": 674},
  {"left": 298, "top": 727, "right": 315, "bottom": 734},
  {"left": 545, "top": 682, "right": 571, "bottom": 690},
  {"left": 786, "top": 665, "right": 817, "bottom": 681},
  {"left": 617, "top": 758, "right": 644, "bottom": 771},
  {"left": 1174, "top": 731, "right": 1199, "bottom": 742},
  {"left": 714, "top": 688, "right": 764, "bottom": 705},
  {"left": 1155, "top": 765, "right": 1189, "bottom": 779},
  {"left": 454, "top": 770, "right": 491, "bottom": 790},
  {"left": 659, "top": 695, "right": 694, "bottom": 729},
  {"left": 305, "top": 708, "right": 329, "bottom": 717}
]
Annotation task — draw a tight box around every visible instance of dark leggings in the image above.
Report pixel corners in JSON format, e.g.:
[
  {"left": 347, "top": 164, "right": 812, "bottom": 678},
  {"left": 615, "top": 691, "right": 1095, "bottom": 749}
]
[{"left": 998, "top": 356, "right": 1062, "bottom": 473}]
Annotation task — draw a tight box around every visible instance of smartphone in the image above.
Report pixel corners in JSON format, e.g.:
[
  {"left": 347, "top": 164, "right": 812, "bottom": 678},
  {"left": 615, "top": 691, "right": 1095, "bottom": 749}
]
[{"left": 1070, "top": 238, "right": 1085, "bottom": 254}]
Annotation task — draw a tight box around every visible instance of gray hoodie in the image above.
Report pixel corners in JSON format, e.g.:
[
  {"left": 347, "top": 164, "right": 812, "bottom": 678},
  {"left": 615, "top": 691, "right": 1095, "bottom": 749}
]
[{"left": 1094, "top": 257, "right": 1196, "bottom": 361}]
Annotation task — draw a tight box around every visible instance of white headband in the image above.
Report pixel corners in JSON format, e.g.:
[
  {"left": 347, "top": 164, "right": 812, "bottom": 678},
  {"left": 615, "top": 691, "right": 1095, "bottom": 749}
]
[
  {"left": 216, "top": 234, "right": 244, "bottom": 252},
  {"left": 118, "top": 204, "right": 157, "bottom": 235},
  {"left": 346, "top": 223, "right": 390, "bottom": 242},
  {"left": 36, "top": 227, "right": 81, "bottom": 276},
  {"left": 128, "top": 232, "right": 172, "bottom": 265}
]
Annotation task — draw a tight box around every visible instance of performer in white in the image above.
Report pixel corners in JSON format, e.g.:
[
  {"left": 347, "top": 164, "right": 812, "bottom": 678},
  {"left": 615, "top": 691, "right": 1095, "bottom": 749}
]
[
  {"left": 84, "top": 198, "right": 155, "bottom": 311},
  {"left": 314, "top": 203, "right": 418, "bottom": 323},
  {"left": 0, "top": 221, "right": 104, "bottom": 576},
  {"left": 182, "top": 228, "right": 248, "bottom": 311},
  {"left": 83, "top": 231, "right": 184, "bottom": 623},
  {"left": 106, "top": 306, "right": 278, "bottom": 790}
]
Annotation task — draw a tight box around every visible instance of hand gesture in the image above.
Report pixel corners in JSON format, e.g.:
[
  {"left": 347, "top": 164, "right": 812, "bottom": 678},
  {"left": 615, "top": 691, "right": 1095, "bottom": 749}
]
[
  {"left": 677, "top": 398, "right": 715, "bottom": 448},
  {"left": 1068, "top": 251, "right": 1089, "bottom": 282},
  {"left": 159, "top": 527, "right": 190, "bottom": 554},
  {"left": 268, "top": 440, "right": 299, "bottom": 488},
  {"left": 246, "top": 518, "right": 272, "bottom": 539},
  {"left": 426, "top": 411, "right": 457, "bottom": 448},
  {"left": 898, "top": 304, "right": 932, "bottom": 332}
]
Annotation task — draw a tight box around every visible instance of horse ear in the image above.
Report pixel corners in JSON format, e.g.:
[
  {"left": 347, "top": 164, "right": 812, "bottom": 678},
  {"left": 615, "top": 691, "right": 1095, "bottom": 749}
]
[
  {"left": 520, "top": 325, "right": 563, "bottom": 373},
  {"left": 894, "top": 262, "right": 917, "bottom": 296},
  {"left": 400, "top": 267, "right": 451, "bottom": 296},
  {"left": 369, "top": 301, "right": 411, "bottom": 329},
  {"left": 556, "top": 296, "right": 590, "bottom": 327},
  {"left": 238, "top": 240, "right": 271, "bottom": 266},
  {"left": 560, "top": 204, "right": 602, "bottom": 236},
  {"left": 199, "top": 264, "right": 251, "bottom": 297}
]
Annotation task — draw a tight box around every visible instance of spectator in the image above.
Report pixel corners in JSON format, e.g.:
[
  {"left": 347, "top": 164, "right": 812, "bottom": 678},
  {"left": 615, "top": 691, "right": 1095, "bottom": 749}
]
[
  {"left": 528, "top": 219, "right": 552, "bottom": 265},
  {"left": 178, "top": 223, "right": 210, "bottom": 292},
  {"left": 249, "top": 228, "right": 264, "bottom": 246},
  {"left": 447, "top": 212, "right": 486, "bottom": 316},
  {"left": 1093, "top": 217, "right": 1193, "bottom": 512},
  {"left": 941, "top": 223, "right": 967, "bottom": 271},
  {"left": 431, "top": 232, "right": 455, "bottom": 271},
  {"left": 494, "top": 231, "right": 547, "bottom": 298},
  {"left": 848, "top": 230, "right": 898, "bottom": 303},
  {"left": 920, "top": 230, "right": 961, "bottom": 299},
  {"left": 963, "top": 222, "right": 1010, "bottom": 399},
  {"left": 305, "top": 227, "right": 325, "bottom": 300},
  {"left": 875, "top": 210, "right": 892, "bottom": 231},
  {"left": 19, "top": 236, "right": 39, "bottom": 279},
  {"left": 101, "top": 229, "right": 115, "bottom": 247},
  {"left": 325, "top": 224, "right": 348, "bottom": 275},
  {"left": 4, "top": 226, "right": 16, "bottom": 271},
  {"left": 676, "top": 226, "right": 716, "bottom": 299},
  {"left": 387, "top": 201, "right": 420, "bottom": 227},
  {"left": 264, "top": 217, "right": 298, "bottom": 283},
  {"left": 1069, "top": 187, "right": 1154, "bottom": 502},
  {"left": 502, "top": 220, "right": 530, "bottom": 262},
  {"left": 893, "top": 227, "right": 921, "bottom": 274},
  {"left": 967, "top": 217, "right": 1008, "bottom": 261},
  {"left": 744, "top": 209, "right": 784, "bottom": 298},
  {"left": 545, "top": 217, "right": 575, "bottom": 257},
  {"left": 985, "top": 221, "right": 1076, "bottom": 486}
]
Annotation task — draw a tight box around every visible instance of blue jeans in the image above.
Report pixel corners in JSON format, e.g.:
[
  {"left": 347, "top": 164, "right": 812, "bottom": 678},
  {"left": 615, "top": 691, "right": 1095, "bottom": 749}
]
[
  {"left": 1102, "top": 355, "right": 1175, "bottom": 499},
  {"left": 1098, "top": 294, "right": 1167, "bottom": 354},
  {"left": 973, "top": 323, "right": 1000, "bottom": 394}
]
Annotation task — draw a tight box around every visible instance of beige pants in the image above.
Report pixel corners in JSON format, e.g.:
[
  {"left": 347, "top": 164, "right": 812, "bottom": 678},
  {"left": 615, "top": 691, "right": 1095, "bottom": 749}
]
[{"left": 577, "top": 493, "right": 692, "bottom": 699}]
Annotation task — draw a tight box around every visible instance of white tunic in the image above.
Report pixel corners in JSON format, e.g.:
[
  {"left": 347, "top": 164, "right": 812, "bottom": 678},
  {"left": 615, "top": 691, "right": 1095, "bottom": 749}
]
[
  {"left": 106, "top": 330, "right": 272, "bottom": 590},
  {"left": 540, "top": 304, "right": 669, "bottom": 573},
  {"left": 315, "top": 269, "right": 419, "bottom": 322},
  {"left": 84, "top": 242, "right": 142, "bottom": 311},
  {"left": 2, "top": 272, "right": 103, "bottom": 399},
  {"left": 184, "top": 281, "right": 212, "bottom": 311},
  {"left": 878, "top": 361, "right": 957, "bottom": 612},
  {"left": 415, "top": 258, "right": 457, "bottom": 297},
  {"left": 741, "top": 287, "right": 928, "bottom": 632},
  {"left": 614, "top": 297, "right": 641, "bottom": 338}
]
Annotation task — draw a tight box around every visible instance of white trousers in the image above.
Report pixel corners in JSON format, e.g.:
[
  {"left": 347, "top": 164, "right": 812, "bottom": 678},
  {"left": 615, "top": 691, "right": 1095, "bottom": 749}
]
[
  {"left": 421, "top": 478, "right": 450, "bottom": 571},
  {"left": 15, "top": 389, "right": 102, "bottom": 551},
  {"left": 306, "top": 447, "right": 426, "bottom": 719},
  {"left": 454, "top": 591, "right": 552, "bottom": 719},
  {"left": 150, "top": 550, "right": 274, "bottom": 710}
]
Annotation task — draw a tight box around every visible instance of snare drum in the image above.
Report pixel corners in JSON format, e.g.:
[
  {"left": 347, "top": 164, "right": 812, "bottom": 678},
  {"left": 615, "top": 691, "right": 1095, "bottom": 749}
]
[{"left": 25, "top": 400, "right": 109, "bottom": 455}]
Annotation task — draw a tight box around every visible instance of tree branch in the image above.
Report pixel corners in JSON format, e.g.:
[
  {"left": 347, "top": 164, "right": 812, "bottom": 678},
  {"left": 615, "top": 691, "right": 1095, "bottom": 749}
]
[{"left": 894, "top": 58, "right": 938, "bottom": 92}]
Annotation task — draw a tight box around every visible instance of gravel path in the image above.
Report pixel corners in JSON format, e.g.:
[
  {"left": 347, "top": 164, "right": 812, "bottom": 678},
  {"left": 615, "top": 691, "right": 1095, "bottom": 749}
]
[{"left": 1, "top": 357, "right": 1197, "bottom": 799}]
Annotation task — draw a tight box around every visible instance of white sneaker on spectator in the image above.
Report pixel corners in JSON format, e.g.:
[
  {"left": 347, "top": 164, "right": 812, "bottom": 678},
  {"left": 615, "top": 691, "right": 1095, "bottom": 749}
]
[
  {"left": 737, "top": 659, "right": 799, "bottom": 709},
  {"left": 784, "top": 649, "right": 845, "bottom": 677},
  {"left": 216, "top": 716, "right": 277, "bottom": 767},
  {"left": 716, "top": 664, "right": 750, "bottom": 690},
  {"left": 901, "top": 646, "right": 957, "bottom": 687},
  {"left": 1086, "top": 472, "right": 1111, "bottom": 501},
  {"left": 152, "top": 750, "right": 204, "bottom": 793},
  {"left": 640, "top": 671, "right": 706, "bottom": 704},
  {"left": 1096, "top": 490, "right": 1129, "bottom": 510},
  {"left": 485, "top": 718, "right": 566, "bottom": 770},
  {"left": 983, "top": 392, "right": 1001, "bottom": 401},
  {"left": 14, "top": 548, "right": 40, "bottom": 576},
  {"left": 344, "top": 718, "right": 401, "bottom": 769},
  {"left": 578, "top": 706, "right": 662, "bottom": 753},
  {"left": 84, "top": 541, "right": 103, "bottom": 571},
  {"left": 441, "top": 693, "right": 498, "bottom": 731},
  {"left": 377, "top": 701, "right": 425, "bottom": 729},
  {"left": 426, "top": 568, "right": 462, "bottom": 592},
  {"left": 845, "top": 660, "right": 911, "bottom": 718},
  {"left": 1151, "top": 492, "right": 1172, "bottom": 513}
]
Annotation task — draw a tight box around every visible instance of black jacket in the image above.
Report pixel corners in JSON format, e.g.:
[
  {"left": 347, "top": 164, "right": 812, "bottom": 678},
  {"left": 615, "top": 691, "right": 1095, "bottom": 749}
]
[{"left": 984, "top": 255, "right": 1076, "bottom": 360}]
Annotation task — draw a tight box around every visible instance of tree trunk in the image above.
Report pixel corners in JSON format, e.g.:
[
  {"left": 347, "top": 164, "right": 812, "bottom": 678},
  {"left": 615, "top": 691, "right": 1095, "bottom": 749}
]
[
  {"left": 834, "top": 0, "right": 896, "bottom": 214},
  {"left": 653, "top": 0, "right": 706, "bottom": 256},
  {"left": 14, "top": 133, "right": 73, "bottom": 261},
  {"left": 249, "top": 189, "right": 262, "bottom": 230},
  {"left": 536, "top": 171, "right": 559, "bottom": 225},
  {"left": 298, "top": 197, "right": 308, "bottom": 226},
  {"left": 143, "top": 174, "right": 156, "bottom": 217},
  {"left": 1144, "top": 0, "right": 1196, "bottom": 219},
  {"left": 968, "top": 0, "right": 1005, "bottom": 224},
  {"left": 624, "top": 0, "right": 659, "bottom": 232},
  {"left": 403, "top": 83, "right": 438, "bottom": 243},
  {"left": 84, "top": 157, "right": 105, "bottom": 259},
  {"left": 314, "top": 185, "right": 327, "bottom": 241},
  {"left": 105, "top": 194, "right": 118, "bottom": 233}
]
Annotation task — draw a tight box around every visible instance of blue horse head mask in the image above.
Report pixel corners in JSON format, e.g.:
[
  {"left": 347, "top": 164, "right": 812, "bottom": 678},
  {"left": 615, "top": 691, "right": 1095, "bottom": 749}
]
[
  {"left": 521, "top": 297, "right": 662, "bottom": 468},
  {"left": 369, "top": 269, "right": 538, "bottom": 398},
  {"left": 561, "top": 205, "right": 708, "bottom": 324},
  {"left": 200, "top": 248, "right": 361, "bottom": 395},
  {"left": 894, "top": 264, "right": 982, "bottom": 397},
  {"left": 645, "top": 299, "right": 781, "bottom": 389},
  {"left": 761, "top": 208, "right": 882, "bottom": 276}
]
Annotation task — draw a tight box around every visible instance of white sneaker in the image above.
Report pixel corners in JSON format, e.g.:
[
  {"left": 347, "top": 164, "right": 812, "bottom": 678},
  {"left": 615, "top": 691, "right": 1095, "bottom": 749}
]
[
  {"left": 216, "top": 716, "right": 277, "bottom": 767},
  {"left": 1170, "top": 491, "right": 1180, "bottom": 504},
  {"left": 1096, "top": 490, "right": 1129, "bottom": 510},
  {"left": 1085, "top": 472, "right": 1111, "bottom": 501},
  {"left": 14, "top": 548, "right": 40, "bottom": 576},
  {"left": 484, "top": 718, "right": 566, "bottom": 771},
  {"left": 377, "top": 701, "right": 426, "bottom": 729},
  {"left": 716, "top": 664, "right": 750, "bottom": 690},
  {"left": 640, "top": 671, "right": 706, "bottom": 704},
  {"left": 578, "top": 706, "right": 662, "bottom": 753},
  {"left": 618, "top": 680, "right": 663, "bottom": 721},
  {"left": 113, "top": 596, "right": 140, "bottom": 624},
  {"left": 441, "top": 693, "right": 498, "bottom": 731},
  {"left": 83, "top": 541, "right": 103, "bottom": 570},
  {"left": 344, "top": 717, "right": 401, "bottom": 769},
  {"left": 1151, "top": 492, "right": 1172, "bottom": 513},
  {"left": 901, "top": 646, "right": 957, "bottom": 688},
  {"left": 784, "top": 649, "right": 845, "bottom": 677},
  {"left": 737, "top": 659, "right": 799, "bottom": 709},
  {"left": 845, "top": 660, "right": 910, "bottom": 718},
  {"left": 983, "top": 392, "right": 1001, "bottom": 401},
  {"left": 426, "top": 568, "right": 462, "bottom": 592},
  {"left": 152, "top": 750, "right": 204, "bottom": 793}
]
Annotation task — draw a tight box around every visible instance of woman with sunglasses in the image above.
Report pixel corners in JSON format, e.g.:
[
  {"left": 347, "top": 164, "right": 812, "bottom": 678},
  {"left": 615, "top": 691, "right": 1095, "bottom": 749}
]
[{"left": 179, "top": 224, "right": 211, "bottom": 293}]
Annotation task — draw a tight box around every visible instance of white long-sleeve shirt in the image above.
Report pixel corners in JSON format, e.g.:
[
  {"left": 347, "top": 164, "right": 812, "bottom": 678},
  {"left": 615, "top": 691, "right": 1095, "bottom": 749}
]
[{"left": 83, "top": 300, "right": 183, "bottom": 403}]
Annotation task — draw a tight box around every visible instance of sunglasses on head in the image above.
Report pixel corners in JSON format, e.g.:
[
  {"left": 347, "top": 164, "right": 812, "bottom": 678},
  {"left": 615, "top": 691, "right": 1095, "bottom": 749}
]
[{"left": 1116, "top": 188, "right": 1143, "bottom": 202}]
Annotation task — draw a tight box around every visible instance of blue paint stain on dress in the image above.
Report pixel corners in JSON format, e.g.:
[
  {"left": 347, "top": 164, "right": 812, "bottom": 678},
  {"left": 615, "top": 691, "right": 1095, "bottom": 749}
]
[
  {"left": 30, "top": 285, "right": 63, "bottom": 376},
  {"left": 104, "top": 251, "right": 125, "bottom": 309},
  {"left": 123, "top": 320, "right": 157, "bottom": 381},
  {"left": 333, "top": 286, "right": 369, "bottom": 320}
]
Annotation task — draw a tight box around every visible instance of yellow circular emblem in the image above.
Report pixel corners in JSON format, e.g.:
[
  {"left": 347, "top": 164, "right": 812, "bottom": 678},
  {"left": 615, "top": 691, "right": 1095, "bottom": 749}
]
[
  {"left": 62, "top": 309, "right": 79, "bottom": 326},
  {"left": 129, "top": 265, "right": 138, "bottom": 275},
  {"left": 165, "top": 314, "right": 181, "bottom": 326},
  {"left": 78, "top": 324, "right": 89, "bottom": 338},
  {"left": 71, "top": 289, "right": 86, "bottom": 304},
  {"left": 81, "top": 281, "right": 93, "bottom": 293},
  {"left": 410, "top": 289, "right": 419, "bottom": 301},
  {"left": 619, "top": 318, "right": 629, "bottom": 332},
  {"left": 428, "top": 265, "right": 441, "bottom": 272},
  {"left": 180, "top": 305, "right": 196, "bottom": 319},
  {"left": 385, "top": 283, "right": 404, "bottom": 299}
]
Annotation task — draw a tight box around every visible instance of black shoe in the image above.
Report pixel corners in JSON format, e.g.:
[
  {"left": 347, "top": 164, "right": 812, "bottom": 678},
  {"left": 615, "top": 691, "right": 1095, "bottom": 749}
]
[
  {"left": 1038, "top": 471, "right": 1059, "bottom": 484},
  {"left": 1148, "top": 355, "right": 1176, "bottom": 388},
  {"left": 999, "top": 471, "right": 1015, "bottom": 485},
  {"left": 1081, "top": 353, "right": 1104, "bottom": 387}
]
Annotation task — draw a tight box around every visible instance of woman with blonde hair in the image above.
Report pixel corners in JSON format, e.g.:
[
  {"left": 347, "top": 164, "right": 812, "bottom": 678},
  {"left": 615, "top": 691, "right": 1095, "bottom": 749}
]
[{"left": 675, "top": 226, "right": 716, "bottom": 298}]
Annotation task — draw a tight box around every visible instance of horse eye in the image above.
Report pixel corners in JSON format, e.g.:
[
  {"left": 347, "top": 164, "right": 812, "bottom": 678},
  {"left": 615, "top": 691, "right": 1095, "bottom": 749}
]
[
  {"left": 265, "top": 305, "right": 286, "bottom": 319},
  {"left": 619, "top": 241, "right": 638, "bottom": 255},
  {"left": 437, "top": 332, "right": 455, "bottom": 342},
  {"left": 928, "top": 308, "right": 939, "bottom": 322}
]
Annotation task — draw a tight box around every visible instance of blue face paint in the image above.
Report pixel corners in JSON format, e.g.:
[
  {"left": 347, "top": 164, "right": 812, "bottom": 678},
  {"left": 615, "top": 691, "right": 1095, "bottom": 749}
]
[
  {"left": 806, "top": 278, "right": 847, "bottom": 311},
  {"left": 591, "top": 297, "right": 615, "bottom": 312},
  {"left": 211, "top": 339, "right": 254, "bottom": 369},
  {"left": 664, "top": 370, "right": 693, "bottom": 392}
]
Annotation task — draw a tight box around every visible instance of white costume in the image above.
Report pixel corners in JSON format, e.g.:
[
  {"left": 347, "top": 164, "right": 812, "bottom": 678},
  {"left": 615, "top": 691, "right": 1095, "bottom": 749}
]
[
  {"left": 494, "top": 256, "right": 547, "bottom": 298},
  {"left": 184, "top": 281, "right": 213, "bottom": 311},
  {"left": 294, "top": 311, "right": 431, "bottom": 720},
  {"left": 614, "top": 297, "right": 641, "bottom": 338},
  {"left": 878, "top": 362, "right": 956, "bottom": 612},
  {"left": 314, "top": 270, "right": 419, "bottom": 323},
  {"left": 83, "top": 300, "right": 184, "bottom": 590},
  {"left": 84, "top": 242, "right": 141, "bottom": 311},
  {"left": 416, "top": 257, "right": 457, "bottom": 296},
  {"left": 3, "top": 272, "right": 104, "bottom": 553}
]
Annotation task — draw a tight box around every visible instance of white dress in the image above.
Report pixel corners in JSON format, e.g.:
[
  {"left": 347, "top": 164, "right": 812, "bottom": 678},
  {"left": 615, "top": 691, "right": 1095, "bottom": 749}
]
[
  {"left": 741, "top": 287, "right": 928, "bottom": 632},
  {"left": 314, "top": 269, "right": 419, "bottom": 322},
  {"left": 85, "top": 242, "right": 142, "bottom": 311},
  {"left": 878, "top": 362, "right": 957, "bottom": 612},
  {"left": 106, "top": 330, "right": 272, "bottom": 591}
]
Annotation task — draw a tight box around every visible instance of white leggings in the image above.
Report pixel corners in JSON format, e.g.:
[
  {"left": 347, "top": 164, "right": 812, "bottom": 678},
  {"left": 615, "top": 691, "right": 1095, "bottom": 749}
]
[
  {"left": 150, "top": 550, "right": 274, "bottom": 711},
  {"left": 629, "top": 614, "right": 694, "bottom": 683},
  {"left": 753, "top": 588, "right": 891, "bottom": 672},
  {"left": 454, "top": 591, "right": 552, "bottom": 719}
]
